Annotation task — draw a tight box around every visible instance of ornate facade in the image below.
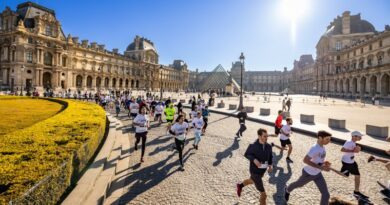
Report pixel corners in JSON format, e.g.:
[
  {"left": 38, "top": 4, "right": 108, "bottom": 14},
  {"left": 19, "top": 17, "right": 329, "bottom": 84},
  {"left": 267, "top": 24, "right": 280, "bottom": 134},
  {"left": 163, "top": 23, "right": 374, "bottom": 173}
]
[{"left": 0, "top": 2, "right": 189, "bottom": 94}]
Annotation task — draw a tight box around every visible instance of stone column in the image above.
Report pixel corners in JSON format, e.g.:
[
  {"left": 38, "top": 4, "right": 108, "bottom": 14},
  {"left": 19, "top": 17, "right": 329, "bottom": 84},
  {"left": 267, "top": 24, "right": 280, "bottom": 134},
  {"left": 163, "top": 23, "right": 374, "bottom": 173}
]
[
  {"left": 377, "top": 75, "right": 381, "bottom": 96},
  {"left": 92, "top": 76, "right": 96, "bottom": 89},
  {"left": 2, "top": 69, "right": 7, "bottom": 85}
]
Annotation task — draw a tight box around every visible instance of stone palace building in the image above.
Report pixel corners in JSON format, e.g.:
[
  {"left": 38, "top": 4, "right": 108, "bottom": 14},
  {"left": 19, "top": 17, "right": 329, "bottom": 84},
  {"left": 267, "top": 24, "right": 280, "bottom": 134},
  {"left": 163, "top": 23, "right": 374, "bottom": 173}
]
[{"left": 0, "top": 2, "right": 189, "bottom": 94}]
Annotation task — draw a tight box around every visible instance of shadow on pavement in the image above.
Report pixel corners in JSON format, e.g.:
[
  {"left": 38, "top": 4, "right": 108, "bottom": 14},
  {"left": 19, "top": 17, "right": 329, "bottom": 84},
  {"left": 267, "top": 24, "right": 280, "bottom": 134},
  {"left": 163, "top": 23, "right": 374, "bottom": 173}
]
[
  {"left": 212, "top": 136, "right": 240, "bottom": 166},
  {"left": 268, "top": 151, "right": 292, "bottom": 205}
]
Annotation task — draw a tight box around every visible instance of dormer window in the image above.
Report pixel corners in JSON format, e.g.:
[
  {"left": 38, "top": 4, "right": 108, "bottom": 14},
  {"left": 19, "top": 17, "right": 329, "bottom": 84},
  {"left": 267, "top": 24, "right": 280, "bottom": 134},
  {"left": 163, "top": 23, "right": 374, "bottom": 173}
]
[
  {"left": 336, "top": 41, "right": 342, "bottom": 51},
  {"left": 45, "top": 25, "right": 53, "bottom": 36}
]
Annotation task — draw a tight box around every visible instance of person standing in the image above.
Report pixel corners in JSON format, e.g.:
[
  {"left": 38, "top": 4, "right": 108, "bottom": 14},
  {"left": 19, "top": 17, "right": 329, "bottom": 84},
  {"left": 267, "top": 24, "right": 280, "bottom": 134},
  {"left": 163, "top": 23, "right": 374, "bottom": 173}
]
[
  {"left": 280, "top": 117, "right": 294, "bottom": 163},
  {"left": 285, "top": 130, "right": 332, "bottom": 205},
  {"left": 236, "top": 128, "right": 273, "bottom": 205},
  {"left": 235, "top": 107, "right": 247, "bottom": 138},
  {"left": 133, "top": 106, "right": 150, "bottom": 163},
  {"left": 192, "top": 112, "right": 204, "bottom": 150},
  {"left": 340, "top": 131, "right": 369, "bottom": 199},
  {"left": 171, "top": 114, "right": 189, "bottom": 171},
  {"left": 274, "top": 110, "right": 283, "bottom": 136},
  {"left": 201, "top": 105, "right": 210, "bottom": 135}
]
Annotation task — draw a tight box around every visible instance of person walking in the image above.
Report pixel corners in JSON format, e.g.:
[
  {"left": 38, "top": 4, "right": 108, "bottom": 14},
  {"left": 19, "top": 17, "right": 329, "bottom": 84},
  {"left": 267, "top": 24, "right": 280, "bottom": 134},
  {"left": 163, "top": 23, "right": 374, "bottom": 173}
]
[
  {"left": 201, "top": 105, "right": 210, "bottom": 135},
  {"left": 192, "top": 111, "right": 204, "bottom": 150},
  {"left": 280, "top": 117, "right": 294, "bottom": 163},
  {"left": 286, "top": 98, "right": 292, "bottom": 112},
  {"left": 284, "top": 130, "right": 332, "bottom": 205},
  {"left": 236, "top": 128, "right": 273, "bottom": 205},
  {"left": 133, "top": 106, "right": 150, "bottom": 163},
  {"left": 171, "top": 114, "right": 189, "bottom": 171},
  {"left": 235, "top": 107, "right": 247, "bottom": 138},
  {"left": 282, "top": 99, "right": 286, "bottom": 111},
  {"left": 340, "top": 131, "right": 369, "bottom": 199}
]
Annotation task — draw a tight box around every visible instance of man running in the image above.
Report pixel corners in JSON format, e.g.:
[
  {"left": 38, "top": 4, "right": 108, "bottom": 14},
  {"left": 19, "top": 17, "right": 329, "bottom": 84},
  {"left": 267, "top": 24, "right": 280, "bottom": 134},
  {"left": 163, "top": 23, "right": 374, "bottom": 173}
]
[
  {"left": 235, "top": 107, "right": 247, "bottom": 138},
  {"left": 133, "top": 106, "right": 150, "bottom": 163},
  {"left": 129, "top": 99, "right": 139, "bottom": 120},
  {"left": 164, "top": 103, "right": 176, "bottom": 135},
  {"left": 171, "top": 114, "right": 189, "bottom": 171},
  {"left": 274, "top": 110, "right": 283, "bottom": 136},
  {"left": 192, "top": 111, "right": 204, "bottom": 150},
  {"left": 285, "top": 130, "right": 332, "bottom": 205},
  {"left": 236, "top": 128, "right": 273, "bottom": 205},
  {"left": 201, "top": 105, "right": 210, "bottom": 135},
  {"left": 339, "top": 131, "right": 369, "bottom": 199},
  {"left": 154, "top": 102, "right": 164, "bottom": 124},
  {"left": 280, "top": 117, "right": 293, "bottom": 163}
]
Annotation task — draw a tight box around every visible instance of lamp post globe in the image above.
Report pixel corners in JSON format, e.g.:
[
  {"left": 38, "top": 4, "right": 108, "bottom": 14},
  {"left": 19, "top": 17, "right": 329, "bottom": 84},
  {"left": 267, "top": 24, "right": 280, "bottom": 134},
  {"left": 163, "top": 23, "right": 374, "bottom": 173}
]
[{"left": 238, "top": 52, "right": 245, "bottom": 110}]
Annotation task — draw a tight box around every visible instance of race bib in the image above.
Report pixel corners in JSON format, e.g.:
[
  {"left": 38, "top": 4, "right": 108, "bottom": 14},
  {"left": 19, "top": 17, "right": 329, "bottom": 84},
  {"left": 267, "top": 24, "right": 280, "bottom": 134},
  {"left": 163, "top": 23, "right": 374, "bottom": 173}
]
[
  {"left": 259, "top": 162, "right": 268, "bottom": 169},
  {"left": 176, "top": 134, "right": 186, "bottom": 141}
]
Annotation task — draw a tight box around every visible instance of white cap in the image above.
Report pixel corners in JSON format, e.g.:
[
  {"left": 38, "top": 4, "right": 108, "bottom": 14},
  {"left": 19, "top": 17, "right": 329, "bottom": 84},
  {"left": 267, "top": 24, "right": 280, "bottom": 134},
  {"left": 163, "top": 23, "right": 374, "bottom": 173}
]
[{"left": 351, "top": 131, "right": 363, "bottom": 137}]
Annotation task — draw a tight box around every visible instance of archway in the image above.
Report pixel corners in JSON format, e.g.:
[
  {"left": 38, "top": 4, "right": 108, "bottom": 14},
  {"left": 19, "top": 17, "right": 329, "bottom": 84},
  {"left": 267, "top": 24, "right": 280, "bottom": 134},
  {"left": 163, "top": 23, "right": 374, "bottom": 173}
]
[
  {"left": 76, "top": 75, "right": 83, "bottom": 88},
  {"left": 381, "top": 74, "right": 390, "bottom": 97},
  {"left": 360, "top": 77, "right": 366, "bottom": 95},
  {"left": 352, "top": 78, "right": 357, "bottom": 94},
  {"left": 339, "top": 79, "right": 344, "bottom": 93},
  {"left": 125, "top": 79, "right": 129, "bottom": 88},
  {"left": 104, "top": 77, "right": 109, "bottom": 88},
  {"left": 345, "top": 79, "right": 350, "bottom": 93},
  {"left": 96, "top": 77, "right": 102, "bottom": 88},
  {"left": 87, "top": 76, "right": 92, "bottom": 88},
  {"left": 119, "top": 78, "right": 123, "bottom": 87},
  {"left": 334, "top": 80, "right": 338, "bottom": 92},
  {"left": 43, "top": 72, "right": 52, "bottom": 89},
  {"left": 136, "top": 80, "right": 139, "bottom": 88},
  {"left": 112, "top": 78, "right": 116, "bottom": 88},
  {"left": 370, "top": 76, "right": 377, "bottom": 96},
  {"left": 131, "top": 80, "right": 134, "bottom": 88}
]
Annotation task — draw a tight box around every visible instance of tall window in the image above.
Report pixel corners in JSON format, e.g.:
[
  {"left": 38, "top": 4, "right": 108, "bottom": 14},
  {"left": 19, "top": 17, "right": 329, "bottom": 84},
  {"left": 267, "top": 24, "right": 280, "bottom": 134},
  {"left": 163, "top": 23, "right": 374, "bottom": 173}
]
[
  {"left": 45, "top": 25, "right": 53, "bottom": 36},
  {"left": 44, "top": 52, "right": 53, "bottom": 66},
  {"left": 62, "top": 56, "right": 67, "bottom": 67},
  {"left": 26, "top": 51, "right": 33, "bottom": 63},
  {"left": 379, "top": 40, "right": 383, "bottom": 47},
  {"left": 28, "top": 37, "right": 33, "bottom": 44},
  {"left": 336, "top": 41, "right": 342, "bottom": 51}
]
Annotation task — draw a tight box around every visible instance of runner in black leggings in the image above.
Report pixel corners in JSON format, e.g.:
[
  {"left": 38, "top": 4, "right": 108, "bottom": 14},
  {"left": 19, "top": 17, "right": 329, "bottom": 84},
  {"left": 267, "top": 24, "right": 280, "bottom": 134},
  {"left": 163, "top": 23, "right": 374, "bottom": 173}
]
[
  {"left": 171, "top": 114, "right": 189, "bottom": 171},
  {"left": 133, "top": 106, "right": 150, "bottom": 163}
]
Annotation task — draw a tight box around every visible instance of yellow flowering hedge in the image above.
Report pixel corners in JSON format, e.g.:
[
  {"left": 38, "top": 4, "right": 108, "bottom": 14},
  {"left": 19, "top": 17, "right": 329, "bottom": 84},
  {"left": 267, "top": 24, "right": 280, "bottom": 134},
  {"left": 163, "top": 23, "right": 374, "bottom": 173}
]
[{"left": 0, "top": 98, "right": 107, "bottom": 204}]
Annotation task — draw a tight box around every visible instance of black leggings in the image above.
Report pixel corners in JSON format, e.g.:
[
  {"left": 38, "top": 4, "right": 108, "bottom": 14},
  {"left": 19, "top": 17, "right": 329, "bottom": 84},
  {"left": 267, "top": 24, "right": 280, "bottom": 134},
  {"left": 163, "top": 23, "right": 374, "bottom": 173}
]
[
  {"left": 175, "top": 138, "right": 185, "bottom": 166},
  {"left": 202, "top": 118, "right": 208, "bottom": 130},
  {"left": 237, "top": 124, "right": 247, "bottom": 136},
  {"left": 135, "top": 132, "right": 147, "bottom": 158}
]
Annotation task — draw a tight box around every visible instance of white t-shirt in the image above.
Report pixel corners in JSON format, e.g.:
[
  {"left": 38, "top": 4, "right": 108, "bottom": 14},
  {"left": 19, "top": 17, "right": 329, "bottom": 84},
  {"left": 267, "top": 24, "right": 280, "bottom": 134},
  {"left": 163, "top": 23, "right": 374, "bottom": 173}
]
[
  {"left": 155, "top": 105, "right": 163, "bottom": 114},
  {"left": 133, "top": 114, "right": 149, "bottom": 133},
  {"left": 192, "top": 117, "right": 204, "bottom": 131},
  {"left": 303, "top": 143, "right": 326, "bottom": 175},
  {"left": 190, "top": 111, "right": 197, "bottom": 119},
  {"left": 171, "top": 122, "right": 189, "bottom": 140},
  {"left": 279, "top": 124, "right": 291, "bottom": 140},
  {"left": 342, "top": 140, "right": 356, "bottom": 164},
  {"left": 130, "top": 102, "right": 139, "bottom": 114}
]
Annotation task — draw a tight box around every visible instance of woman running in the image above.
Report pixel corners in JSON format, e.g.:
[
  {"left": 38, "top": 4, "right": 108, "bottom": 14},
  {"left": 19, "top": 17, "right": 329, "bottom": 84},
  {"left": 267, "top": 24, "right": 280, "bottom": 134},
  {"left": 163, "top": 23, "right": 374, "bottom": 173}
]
[
  {"left": 171, "top": 114, "right": 189, "bottom": 171},
  {"left": 133, "top": 106, "right": 150, "bottom": 163}
]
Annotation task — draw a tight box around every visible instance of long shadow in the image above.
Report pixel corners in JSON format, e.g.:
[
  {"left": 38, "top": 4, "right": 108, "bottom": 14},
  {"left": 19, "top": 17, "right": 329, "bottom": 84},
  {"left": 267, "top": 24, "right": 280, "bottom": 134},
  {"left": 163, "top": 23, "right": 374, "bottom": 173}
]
[
  {"left": 268, "top": 151, "right": 292, "bottom": 205},
  {"left": 207, "top": 115, "right": 232, "bottom": 125},
  {"left": 109, "top": 148, "right": 195, "bottom": 204},
  {"left": 212, "top": 136, "right": 240, "bottom": 166}
]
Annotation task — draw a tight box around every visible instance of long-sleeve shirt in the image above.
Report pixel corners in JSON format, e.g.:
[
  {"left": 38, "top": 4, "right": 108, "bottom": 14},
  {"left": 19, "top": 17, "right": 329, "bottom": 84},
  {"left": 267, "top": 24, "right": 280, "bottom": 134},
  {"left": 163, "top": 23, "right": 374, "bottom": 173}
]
[
  {"left": 244, "top": 140, "right": 273, "bottom": 174},
  {"left": 237, "top": 112, "right": 247, "bottom": 124}
]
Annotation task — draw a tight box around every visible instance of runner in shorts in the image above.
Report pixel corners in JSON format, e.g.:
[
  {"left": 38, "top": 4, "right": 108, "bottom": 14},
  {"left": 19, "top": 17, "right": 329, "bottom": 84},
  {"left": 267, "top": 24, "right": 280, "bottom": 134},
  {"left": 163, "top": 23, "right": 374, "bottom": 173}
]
[
  {"left": 340, "top": 131, "right": 369, "bottom": 199},
  {"left": 236, "top": 128, "right": 273, "bottom": 205},
  {"left": 280, "top": 117, "right": 293, "bottom": 163},
  {"left": 274, "top": 110, "right": 283, "bottom": 136}
]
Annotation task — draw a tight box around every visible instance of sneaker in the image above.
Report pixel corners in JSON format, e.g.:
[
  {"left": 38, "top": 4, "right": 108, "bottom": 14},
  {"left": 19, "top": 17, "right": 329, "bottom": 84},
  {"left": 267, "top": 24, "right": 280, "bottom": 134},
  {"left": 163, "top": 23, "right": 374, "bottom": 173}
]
[
  {"left": 140, "top": 158, "right": 144, "bottom": 163},
  {"left": 195, "top": 145, "right": 198, "bottom": 150},
  {"left": 368, "top": 155, "right": 375, "bottom": 163},
  {"left": 284, "top": 187, "right": 290, "bottom": 201},
  {"left": 134, "top": 145, "right": 138, "bottom": 151},
  {"left": 235, "top": 133, "right": 240, "bottom": 138},
  {"left": 286, "top": 157, "right": 293, "bottom": 163},
  {"left": 192, "top": 144, "right": 196, "bottom": 149},
  {"left": 179, "top": 166, "right": 185, "bottom": 171},
  {"left": 353, "top": 191, "right": 369, "bottom": 199},
  {"left": 236, "top": 183, "right": 243, "bottom": 197},
  {"left": 380, "top": 189, "right": 390, "bottom": 198},
  {"left": 270, "top": 142, "right": 275, "bottom": 147}
]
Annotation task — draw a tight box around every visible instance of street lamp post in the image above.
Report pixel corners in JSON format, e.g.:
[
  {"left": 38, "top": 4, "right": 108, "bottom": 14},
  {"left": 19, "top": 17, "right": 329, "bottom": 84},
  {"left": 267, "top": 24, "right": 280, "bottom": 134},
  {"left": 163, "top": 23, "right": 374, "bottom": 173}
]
[
  {"left": 20, "top": 65, "right": 25, "bottom": 96},
  {"left": 160, "top": 65, "right": 163, "bottom": 100},
  {"left": 238, "top": 52, "right": 245, "bottom": 110}
]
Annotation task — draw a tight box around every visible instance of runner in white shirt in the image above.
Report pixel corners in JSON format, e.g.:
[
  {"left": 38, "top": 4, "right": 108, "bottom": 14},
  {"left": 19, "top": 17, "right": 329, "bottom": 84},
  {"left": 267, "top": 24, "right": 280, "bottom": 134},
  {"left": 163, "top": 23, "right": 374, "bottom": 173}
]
[
  {"left": 192, "top": 112, "right": 204, "bottom": 150},
  {"left": 133, "top": 106, "right": 150, "bottom": 163},
  {"left": 285, "top": 130, "right": 332, "bottom": 205},
  {"left": 154, "top": 102, "right": 164, "bottom": 124},
  {"left": 190, "top": 107, "right": 197, "bottom": 120},
  {"left": 340, "top": 131, "right": 369, "bottom": 199},
  {"left": 129, "top": 101, "right": 139, "bottom": 119},
  {"left": 279, "top": 117, "right": 294, "bottom": 163},
  {"left": 171, "top": 114, "right": 189, "bottom": 171}
]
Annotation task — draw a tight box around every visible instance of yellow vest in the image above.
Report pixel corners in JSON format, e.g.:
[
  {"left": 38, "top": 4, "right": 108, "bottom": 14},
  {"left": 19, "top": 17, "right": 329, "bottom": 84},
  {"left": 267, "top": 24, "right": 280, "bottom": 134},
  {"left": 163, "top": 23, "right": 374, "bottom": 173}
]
[{"left": 164, "top": 107, "right": 175, "bottom": 120}]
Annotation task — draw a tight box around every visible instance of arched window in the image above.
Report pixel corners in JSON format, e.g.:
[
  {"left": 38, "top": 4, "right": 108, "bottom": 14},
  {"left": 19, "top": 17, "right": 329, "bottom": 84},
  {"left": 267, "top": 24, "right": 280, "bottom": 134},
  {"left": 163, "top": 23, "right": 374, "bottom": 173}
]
[
  {"left": 76, "top": 75, "right": 83, "bottom": 88},
  {"left": 44, "top": 52, "right": 53, "bottom": 66}
]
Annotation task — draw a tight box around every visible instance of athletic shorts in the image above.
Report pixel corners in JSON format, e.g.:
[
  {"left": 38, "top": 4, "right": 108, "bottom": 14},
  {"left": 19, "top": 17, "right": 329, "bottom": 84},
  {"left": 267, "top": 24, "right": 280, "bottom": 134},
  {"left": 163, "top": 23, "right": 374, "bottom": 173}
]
[
  {"left": 166, "top": 119, "right": 173, "bottom": 123},
  {"left": 340, "top": 161, "right": 360, "bottom": 176},
  {"left": 274, "top": 125, "right": 281, "bottom": 135},
  {"left": 280, "top": 139, "right": 292, "bottom": 147},
  {"left": 155, "top": 113, "right": 162, "bottom": 118},
  {"left": 250, "top": 170, "right": 267, "bottom": 192},
  {"left": 135, "top": 131, "right": 148, "bottom": 139},
  {"left": 130, "top": 113, "right": 137, "bottom": 118}
]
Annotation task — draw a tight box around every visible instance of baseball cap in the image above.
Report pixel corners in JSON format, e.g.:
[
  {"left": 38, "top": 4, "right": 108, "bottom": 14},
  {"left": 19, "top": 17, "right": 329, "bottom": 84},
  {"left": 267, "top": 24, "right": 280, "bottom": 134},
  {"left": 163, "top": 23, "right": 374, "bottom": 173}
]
[{"left": 351, "top": 131, "right": 363, "bottom": 137}]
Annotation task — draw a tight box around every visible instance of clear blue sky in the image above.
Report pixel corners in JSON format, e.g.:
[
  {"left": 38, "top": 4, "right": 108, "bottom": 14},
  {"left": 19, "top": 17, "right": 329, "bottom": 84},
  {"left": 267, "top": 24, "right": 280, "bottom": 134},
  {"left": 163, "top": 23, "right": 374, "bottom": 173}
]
[{"left": 2, "top": 0, "right": 389, "bottom": 72}]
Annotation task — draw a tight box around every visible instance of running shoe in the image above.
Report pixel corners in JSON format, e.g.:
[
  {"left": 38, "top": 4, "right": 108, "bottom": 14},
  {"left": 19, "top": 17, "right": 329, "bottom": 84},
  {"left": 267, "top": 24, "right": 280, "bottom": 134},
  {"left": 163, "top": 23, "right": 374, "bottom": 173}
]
[
  {"left": 236, "top": 183, "right": 242, "bottom": 197},
  {"left": 380, "top": 189, "right": 390, "bottom": 198},
  {"left": 367, "top": 155, "right": 375, "bottom": 163},
  {"left": 134, "top": 144, "right": 138, "bottom": 151},
  {"left": 140, "top": 158, "right": 144, "bottom": 163},
  {"left": 353, "top": 191, "right": 369, "bottom": 199},
  {"left": 179, "top": 166, "right": 185, "bottom": 171},
  {"left": 284, "top": 186, "right": 290, "bottom": 201}
]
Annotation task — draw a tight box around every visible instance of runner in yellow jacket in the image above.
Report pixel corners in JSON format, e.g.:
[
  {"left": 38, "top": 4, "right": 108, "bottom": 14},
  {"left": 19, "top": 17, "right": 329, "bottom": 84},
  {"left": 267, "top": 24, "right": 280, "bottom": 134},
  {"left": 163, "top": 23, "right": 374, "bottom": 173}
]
[{"left": 164, "top": 103, "right": 176, "bottom": 134}]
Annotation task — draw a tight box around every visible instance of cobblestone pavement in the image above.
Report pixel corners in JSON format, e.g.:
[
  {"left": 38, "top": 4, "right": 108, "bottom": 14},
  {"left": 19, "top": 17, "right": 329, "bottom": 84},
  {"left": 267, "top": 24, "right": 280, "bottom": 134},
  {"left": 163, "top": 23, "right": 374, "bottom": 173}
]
[{"left": 108, "top": 108, "right": 390, "bottom": 205}]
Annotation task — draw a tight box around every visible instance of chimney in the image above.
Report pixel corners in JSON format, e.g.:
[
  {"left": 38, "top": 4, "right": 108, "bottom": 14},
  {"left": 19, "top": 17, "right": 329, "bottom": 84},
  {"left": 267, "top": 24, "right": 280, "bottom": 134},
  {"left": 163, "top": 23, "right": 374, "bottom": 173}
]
[
  {"left": 91, "top": 42, "right": 97, "bottom": 49},
  {"left": 81, "top": 40, "right": 88, "bottom": 47},
  {"left": 98, "top": 44, "right": 105, "bottom": 51},
  {"left": 72, "top": 37, "right": 79, "bottom": 44},
  {"left": 112, "top": 48, "right": 119, "bottom": 54},
  {"left": 342, "top": 11, "right": 351, "bottom": 34}
]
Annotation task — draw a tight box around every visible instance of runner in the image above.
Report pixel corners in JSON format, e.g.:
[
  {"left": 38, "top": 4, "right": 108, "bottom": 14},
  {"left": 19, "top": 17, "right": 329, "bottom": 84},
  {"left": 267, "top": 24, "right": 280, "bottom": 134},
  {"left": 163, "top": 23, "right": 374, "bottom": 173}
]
[
  {"left": 189, "top": 107, "right": 197, "bottom": 120},
  {"left": 235, "top": 107, "right": 247, "bottom": 138},
  {"left": 164, "top": 103, "right": 176, "bottom": 135},
  {"left": 236, "top": 128, "right": 273, "bottom": 205},
  {"left": 115, "top": 99, "right": 121, "bottom": 117},
  {"left": 340, "top": 131, "right": 369, "bottom": 199},
  {"left": 192, "top": 111, "right": 204, "bottom": 150},
  {"left": 285, "top": 130, "right": 332, "bottom": 205},
  {"left": 133, "top": 106, "right": 150, "bottom": 163},
  {"left": 171, "top": 114, "right": 189, "bottom": 171},
  {"left": 280, "top": 117, "right": 294, "bottom": 163},
  {"left": 129, "top": 99, "right": 139, "bottom": 120},
  {"left": 274, "top": 110, "right": 283, "bottom": 137},
  {"left": 154, "top": 102, "right": 164, "bottom": 124},
  {"left": 201, "top": 105, "right": 210, "bottom": 135}
]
